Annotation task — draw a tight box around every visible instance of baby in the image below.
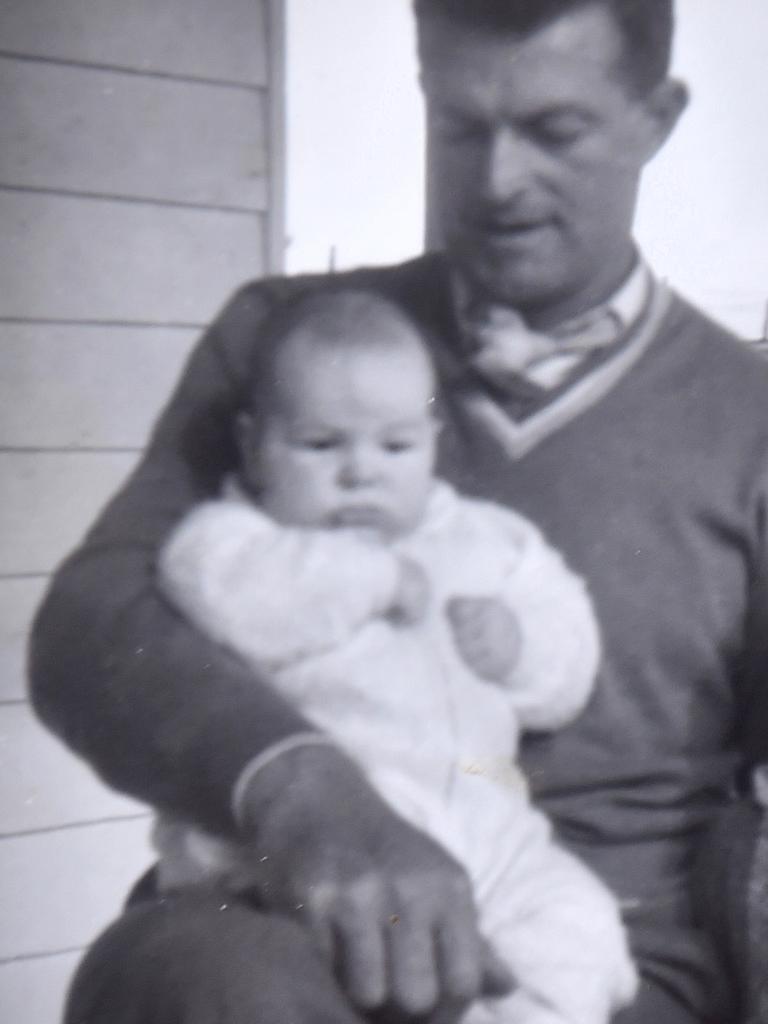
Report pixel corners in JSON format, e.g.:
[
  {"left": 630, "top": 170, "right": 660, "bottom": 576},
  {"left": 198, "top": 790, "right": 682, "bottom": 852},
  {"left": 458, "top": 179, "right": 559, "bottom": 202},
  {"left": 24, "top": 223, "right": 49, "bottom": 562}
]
[{"left": 155, "top": 288, "right": 637, "bottom": 1024}]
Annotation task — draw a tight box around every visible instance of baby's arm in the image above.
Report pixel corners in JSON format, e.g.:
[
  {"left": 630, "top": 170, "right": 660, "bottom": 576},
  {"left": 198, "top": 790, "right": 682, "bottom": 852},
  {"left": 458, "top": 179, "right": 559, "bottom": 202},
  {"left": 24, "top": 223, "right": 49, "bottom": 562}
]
[
  {"left": 446, "top": 596, "right": 522, "bottom": 685},
  {"left": 447, "top": 503, "right": 600, "bottom": 731},
  {"left": 158, "top": 500, "right": 422, "bottom": 669},
  {"left": 493, "top": 519, "right": 600, "bottom": 730}
]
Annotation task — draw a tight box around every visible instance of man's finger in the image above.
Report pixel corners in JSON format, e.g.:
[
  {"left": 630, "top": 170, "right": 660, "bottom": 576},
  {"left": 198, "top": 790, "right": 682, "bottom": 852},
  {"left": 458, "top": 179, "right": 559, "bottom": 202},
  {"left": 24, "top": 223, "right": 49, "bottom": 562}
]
[
  {"left": 434, "top": 904, "right": 484, "bottom": 1003},
  {"left": 333, "top": 913, "right": 388, "bottom": 1010},
  {"left": 386, "top": 912, "right": 439, "bottom": 1015},
  {"left": 300, "top": 905, "right": 335, "bottom": 962},
  {"left": 301, "top": 881, "right": 339, "bottom": 960}
]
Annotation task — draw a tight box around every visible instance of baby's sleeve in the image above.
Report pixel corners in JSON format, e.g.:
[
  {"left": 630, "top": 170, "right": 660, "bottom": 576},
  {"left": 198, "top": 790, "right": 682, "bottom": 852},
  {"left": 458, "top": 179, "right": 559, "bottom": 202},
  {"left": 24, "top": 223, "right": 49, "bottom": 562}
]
[
  {"left": 157, "top": 501, "right": 401, "bottom": 669},
  {"left": 484, "top": 507, "right": 601, "bottom": 731}
]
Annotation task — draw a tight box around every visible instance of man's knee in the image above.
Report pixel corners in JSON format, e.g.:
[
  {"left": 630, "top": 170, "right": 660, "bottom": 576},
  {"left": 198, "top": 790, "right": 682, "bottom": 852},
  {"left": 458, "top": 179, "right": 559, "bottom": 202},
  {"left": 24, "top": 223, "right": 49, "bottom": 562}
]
[{"left": 64, "top": 892, "right": 362, "bottom": 1024}]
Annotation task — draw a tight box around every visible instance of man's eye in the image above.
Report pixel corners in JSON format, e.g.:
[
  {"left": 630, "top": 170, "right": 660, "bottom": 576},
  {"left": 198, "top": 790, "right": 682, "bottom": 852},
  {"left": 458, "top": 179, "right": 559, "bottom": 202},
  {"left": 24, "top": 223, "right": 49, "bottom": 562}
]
[{"left": 532, "top": 115, "right": 591, "bottom": 148}]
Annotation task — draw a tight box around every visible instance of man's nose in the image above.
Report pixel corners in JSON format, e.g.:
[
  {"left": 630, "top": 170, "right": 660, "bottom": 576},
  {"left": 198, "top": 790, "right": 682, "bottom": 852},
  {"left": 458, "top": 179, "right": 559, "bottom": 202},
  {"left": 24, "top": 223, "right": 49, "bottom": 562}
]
[
  {"left": 337, "top": 444, "right": 380, "bottom": 488},
  {"left": 485, "top": 126, "right": 536, "bottom": 202}
]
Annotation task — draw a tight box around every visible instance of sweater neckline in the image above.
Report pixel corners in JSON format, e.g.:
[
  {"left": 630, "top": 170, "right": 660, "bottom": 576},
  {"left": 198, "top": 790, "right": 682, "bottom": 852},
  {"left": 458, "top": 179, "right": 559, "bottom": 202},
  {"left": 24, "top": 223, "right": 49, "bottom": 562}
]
[{"left": 446, "top": 279, "right": 673, "bottom": 461}]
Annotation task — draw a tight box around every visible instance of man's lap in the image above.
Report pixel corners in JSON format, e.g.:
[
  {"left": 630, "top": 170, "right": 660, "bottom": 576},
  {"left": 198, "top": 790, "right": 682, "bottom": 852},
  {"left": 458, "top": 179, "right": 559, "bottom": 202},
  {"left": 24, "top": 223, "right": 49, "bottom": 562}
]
[
  {"left": 64, "top": 891, "right": 363, "bottom": 1024},
  {"left": 63, "top": 883, "right": 719, "bottom": 1024}
]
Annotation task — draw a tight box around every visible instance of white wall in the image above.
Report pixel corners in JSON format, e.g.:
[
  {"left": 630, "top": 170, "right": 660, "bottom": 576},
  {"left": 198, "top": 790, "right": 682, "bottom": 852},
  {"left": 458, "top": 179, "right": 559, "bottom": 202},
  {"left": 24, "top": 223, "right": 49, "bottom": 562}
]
[
  {"left": 286, "top": 0, "right": 768, "bottom": 338},
  {"left": 0, "top": 2, "right": 275, "bottom": 1017},
  {"left": 284, "top": 0, "right": 423, "bottom": 274}
]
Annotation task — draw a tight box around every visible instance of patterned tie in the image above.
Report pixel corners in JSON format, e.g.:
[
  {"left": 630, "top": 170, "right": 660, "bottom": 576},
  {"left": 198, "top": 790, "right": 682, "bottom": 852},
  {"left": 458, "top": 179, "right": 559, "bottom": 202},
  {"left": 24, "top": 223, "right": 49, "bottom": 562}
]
[{"left": 463, "top": 300, "right": 624, "bottom": 390}]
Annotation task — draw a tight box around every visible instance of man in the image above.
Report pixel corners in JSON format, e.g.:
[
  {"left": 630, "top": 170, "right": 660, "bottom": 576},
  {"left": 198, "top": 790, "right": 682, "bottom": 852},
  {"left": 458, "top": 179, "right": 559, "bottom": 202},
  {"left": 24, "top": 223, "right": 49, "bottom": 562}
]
[{"left": 31, "top": 2, "right": 768, "bottom": 1022}]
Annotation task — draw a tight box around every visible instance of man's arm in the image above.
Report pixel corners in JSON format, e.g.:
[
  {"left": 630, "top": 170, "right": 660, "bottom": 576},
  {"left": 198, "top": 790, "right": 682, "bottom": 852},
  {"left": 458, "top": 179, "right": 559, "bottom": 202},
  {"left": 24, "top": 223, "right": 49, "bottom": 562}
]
[
  {"left": 694, "top": 464, "right": 768, "bottom": 1016},
  {"left": 28, "top": 281, "right": 311, "bottom": 835}
]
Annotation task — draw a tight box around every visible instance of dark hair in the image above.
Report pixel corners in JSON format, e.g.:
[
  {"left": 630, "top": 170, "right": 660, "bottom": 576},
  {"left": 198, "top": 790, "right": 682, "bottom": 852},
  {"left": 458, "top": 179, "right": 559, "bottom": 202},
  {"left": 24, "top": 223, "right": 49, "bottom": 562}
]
[
  {"left": 243, "top": 286, "right": 435, "bottom": 433},
  {"left": 413, "top": 0, "right": 674, "bottom": 96}
]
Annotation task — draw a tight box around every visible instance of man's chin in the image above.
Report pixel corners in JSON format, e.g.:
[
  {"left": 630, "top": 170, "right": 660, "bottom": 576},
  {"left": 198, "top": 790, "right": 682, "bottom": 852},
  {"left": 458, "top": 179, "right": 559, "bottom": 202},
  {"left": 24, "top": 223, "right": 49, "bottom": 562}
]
[{"left": 455, "top": 248, "right": 564, "bottom": 311}]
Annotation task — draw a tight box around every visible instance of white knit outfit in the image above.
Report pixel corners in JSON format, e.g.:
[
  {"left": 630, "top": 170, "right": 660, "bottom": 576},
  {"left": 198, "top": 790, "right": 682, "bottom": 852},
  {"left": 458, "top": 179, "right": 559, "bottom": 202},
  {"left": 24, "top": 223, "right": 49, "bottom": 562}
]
[{"left": 156, "top": 481, "right": 637, "bottom": 1024}]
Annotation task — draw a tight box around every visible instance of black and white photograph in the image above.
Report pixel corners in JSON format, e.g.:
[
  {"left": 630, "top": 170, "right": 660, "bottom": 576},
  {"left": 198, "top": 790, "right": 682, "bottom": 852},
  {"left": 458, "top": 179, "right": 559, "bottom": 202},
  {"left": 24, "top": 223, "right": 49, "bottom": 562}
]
[{"left": 1, "top": 2, "right": 768, "bottom": 1022}]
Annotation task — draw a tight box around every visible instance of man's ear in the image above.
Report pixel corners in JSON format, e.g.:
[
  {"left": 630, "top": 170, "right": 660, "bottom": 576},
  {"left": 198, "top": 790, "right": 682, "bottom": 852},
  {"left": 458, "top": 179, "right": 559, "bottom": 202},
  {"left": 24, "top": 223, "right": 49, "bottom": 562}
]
[{"left": 640, "top": 77, "right": 689, "bottom": 161}]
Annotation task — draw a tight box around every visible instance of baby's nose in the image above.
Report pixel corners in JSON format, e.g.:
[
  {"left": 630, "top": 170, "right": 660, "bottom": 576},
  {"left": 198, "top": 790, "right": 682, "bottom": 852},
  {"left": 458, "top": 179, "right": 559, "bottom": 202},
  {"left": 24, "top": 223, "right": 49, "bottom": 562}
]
[{"left": 338, "top": 445, "right": 380, "bottom": 487}]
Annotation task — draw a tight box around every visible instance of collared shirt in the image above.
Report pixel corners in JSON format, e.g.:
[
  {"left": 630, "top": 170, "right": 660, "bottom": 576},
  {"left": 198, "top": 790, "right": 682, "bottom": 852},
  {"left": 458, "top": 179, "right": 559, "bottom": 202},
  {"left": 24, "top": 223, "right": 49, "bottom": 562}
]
[{"left": 453, "top": 258, "right": 653, "bottom": 390}]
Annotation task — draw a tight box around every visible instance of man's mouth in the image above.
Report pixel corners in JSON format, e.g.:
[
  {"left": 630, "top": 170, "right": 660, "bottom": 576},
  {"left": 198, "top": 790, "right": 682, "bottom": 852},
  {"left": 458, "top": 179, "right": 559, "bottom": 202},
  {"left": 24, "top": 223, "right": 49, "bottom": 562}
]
[{"left": 478, "top": 217, "right": 554, "bottom": 242}]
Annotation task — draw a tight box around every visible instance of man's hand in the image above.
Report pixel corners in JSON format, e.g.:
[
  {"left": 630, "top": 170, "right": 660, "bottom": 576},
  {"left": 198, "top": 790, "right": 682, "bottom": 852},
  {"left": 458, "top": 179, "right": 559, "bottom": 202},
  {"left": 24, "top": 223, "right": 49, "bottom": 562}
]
[
  {"left": 446, "top": 597, "right": 521, "bottom": 685},
  {"left": 238, "top": 743, "right": 513, "bottom": 1017}
]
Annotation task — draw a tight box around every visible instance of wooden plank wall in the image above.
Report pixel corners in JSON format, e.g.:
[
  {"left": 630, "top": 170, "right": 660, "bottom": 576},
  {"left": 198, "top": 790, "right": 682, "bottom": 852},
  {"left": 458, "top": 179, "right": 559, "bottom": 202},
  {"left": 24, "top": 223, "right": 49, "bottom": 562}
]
[{"left": 0, "top": 2, "right": 282, "bottom": 1019}]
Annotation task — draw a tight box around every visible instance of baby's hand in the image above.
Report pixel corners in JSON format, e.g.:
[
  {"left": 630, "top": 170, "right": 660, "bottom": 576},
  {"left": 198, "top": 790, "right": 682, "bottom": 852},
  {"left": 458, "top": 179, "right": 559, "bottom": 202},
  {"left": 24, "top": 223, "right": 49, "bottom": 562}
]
[
  {"left": 446, "top": 596, "right": 521, "bottom": 684},
  {"left": 387, "top": 557, "right": 430, "bottom": 625}
]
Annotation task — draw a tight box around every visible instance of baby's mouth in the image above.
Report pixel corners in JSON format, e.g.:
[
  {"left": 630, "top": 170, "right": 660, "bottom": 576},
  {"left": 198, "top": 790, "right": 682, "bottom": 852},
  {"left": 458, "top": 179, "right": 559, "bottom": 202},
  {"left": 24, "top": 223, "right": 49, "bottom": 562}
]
[{"left": 330, "top": 505, "right": 390, "bottom": 531}]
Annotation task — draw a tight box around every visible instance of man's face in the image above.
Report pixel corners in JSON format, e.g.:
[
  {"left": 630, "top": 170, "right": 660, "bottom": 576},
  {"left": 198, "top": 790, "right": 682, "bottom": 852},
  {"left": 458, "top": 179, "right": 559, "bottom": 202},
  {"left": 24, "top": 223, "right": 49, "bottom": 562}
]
[{"left": 420, "top": 4, "right": 682, "bottom": 324}]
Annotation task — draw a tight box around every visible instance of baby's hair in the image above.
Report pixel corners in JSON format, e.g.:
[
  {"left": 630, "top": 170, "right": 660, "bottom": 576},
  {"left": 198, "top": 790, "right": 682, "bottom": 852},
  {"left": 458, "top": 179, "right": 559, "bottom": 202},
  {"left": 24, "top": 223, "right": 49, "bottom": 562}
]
[{"left": 243, "top": 286, "right": 438, "bottom": 429}]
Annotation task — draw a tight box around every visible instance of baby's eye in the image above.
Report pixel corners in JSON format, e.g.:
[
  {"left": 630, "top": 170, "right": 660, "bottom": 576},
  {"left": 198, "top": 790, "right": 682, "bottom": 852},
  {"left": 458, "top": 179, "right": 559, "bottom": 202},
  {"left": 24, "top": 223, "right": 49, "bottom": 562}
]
[
  {"left": 383, "top": 439, "right": 414, "bottom": 454},
  {"left": 296, "top": 437, "right": 338, "bottom": 451}
]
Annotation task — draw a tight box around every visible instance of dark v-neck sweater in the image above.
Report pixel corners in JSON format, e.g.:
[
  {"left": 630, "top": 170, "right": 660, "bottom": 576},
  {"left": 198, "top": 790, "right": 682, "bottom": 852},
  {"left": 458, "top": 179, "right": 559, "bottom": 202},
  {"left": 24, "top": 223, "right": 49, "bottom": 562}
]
[
  {"left": 381, "top": 256, "right": 768, "bottom": 902},
  {"left": 30, "top": 255, "right": 768, "bottom": 998}
]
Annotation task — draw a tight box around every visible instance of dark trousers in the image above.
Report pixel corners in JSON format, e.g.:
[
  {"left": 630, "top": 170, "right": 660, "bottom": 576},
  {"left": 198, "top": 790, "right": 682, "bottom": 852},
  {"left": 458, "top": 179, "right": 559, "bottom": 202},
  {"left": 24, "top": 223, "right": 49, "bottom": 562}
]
[{"left": 64, "top": 880, "right": 717, "bottom": 1024}]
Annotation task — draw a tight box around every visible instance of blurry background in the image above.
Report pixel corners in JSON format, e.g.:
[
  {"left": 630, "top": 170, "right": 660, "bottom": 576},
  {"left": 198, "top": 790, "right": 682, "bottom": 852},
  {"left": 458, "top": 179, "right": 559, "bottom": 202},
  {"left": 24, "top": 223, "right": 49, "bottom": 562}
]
[{"left": 0, "top": 1, "right": 765, "bottom": 1019}]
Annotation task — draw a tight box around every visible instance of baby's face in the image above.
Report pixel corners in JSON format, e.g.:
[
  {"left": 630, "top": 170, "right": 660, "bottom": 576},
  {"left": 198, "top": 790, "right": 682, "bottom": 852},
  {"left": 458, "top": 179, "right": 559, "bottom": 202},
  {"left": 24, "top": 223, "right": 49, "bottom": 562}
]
[{"left": 243, "top": 326, "right": 439, "bottom": 540}]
